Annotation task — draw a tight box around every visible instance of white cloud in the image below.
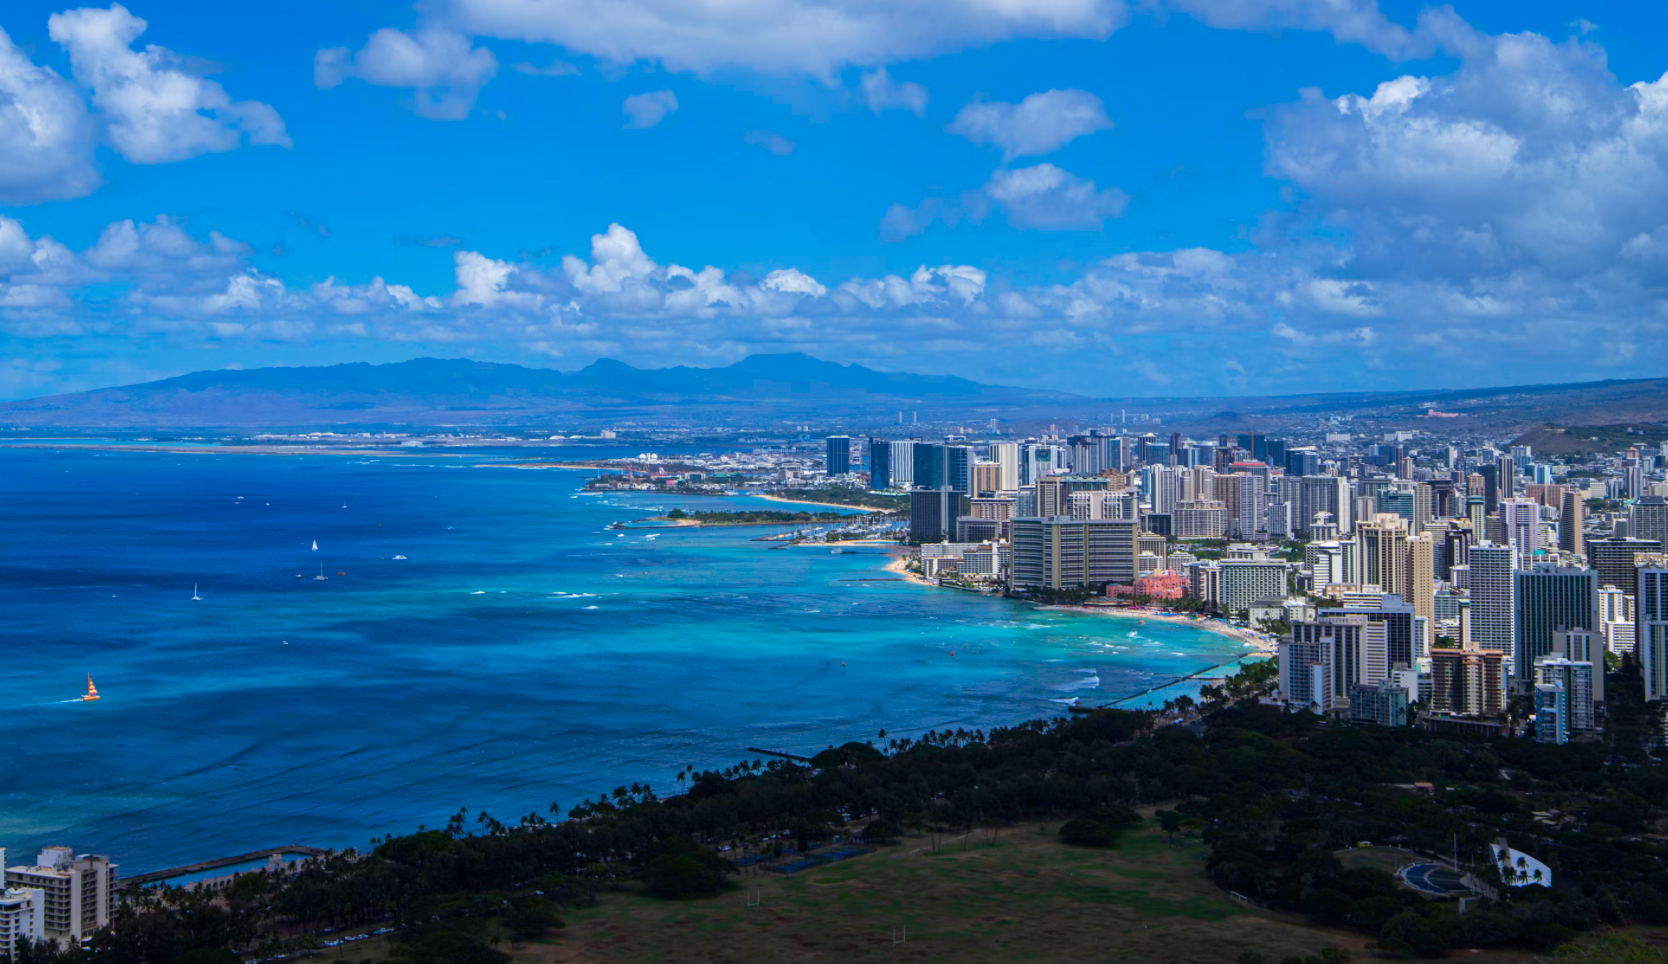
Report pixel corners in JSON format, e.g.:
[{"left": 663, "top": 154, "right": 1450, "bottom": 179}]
[
  {"left": 1265, "top": 27, "right": 1668, "bottom": 283},
  {"left": 1167, "top": 0, "right": 1469, "bottom": 60},
  {"left": 622, "top": 89, "right": 677, "bottom": 129},
  {"left": 49, "top": 4, "right": 290, "bottom": 164},
  {"left": 742, "top": 130, "right": 795, "bottom": 155},
  {"left": 760, "top": 268, "right": 827, "bottom": 297},
  {"left": 984, "top": 164, "right": 1128, "bottom": 230},
  {"left": 860, "top": 67, "right": 927, "bottom": 116},
  {"left": 948, "top": 88, "right": 1112, "bottom": 159},
  {"left": 0, "top": 25, "right": 100, "bottom": 203},
  {"left": 315, "top": 27, "right": 498, "bottom": 121},
  {"left": 441, "top": 0, "right": 1128, "bottom": 77}
]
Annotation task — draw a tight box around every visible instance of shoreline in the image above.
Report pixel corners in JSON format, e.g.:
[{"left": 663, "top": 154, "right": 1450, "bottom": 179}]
[
  {"left": 1040, "top": 604, "right": 1278, "bottom": 654},
  {"left": 876, "top": 550, "right": 1275, "bottom": 655},
  {"left": 755, "top": 493, "right": 885, "bottom": 513}
]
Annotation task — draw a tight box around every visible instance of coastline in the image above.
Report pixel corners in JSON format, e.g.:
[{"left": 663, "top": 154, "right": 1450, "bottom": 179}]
[
  {"left": 755, "top": 493, "right": 884, "bottom": 513},
  {"left": 1041, "top": 604, "right": 1278, "bottom": 654}
]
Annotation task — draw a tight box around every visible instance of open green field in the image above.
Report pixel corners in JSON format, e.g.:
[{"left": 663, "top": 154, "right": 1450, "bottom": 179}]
[{"left": 517, "top": 823, "right": 1383, "bottom": 964}]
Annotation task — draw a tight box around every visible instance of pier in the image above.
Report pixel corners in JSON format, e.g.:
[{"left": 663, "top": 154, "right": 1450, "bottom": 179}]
[{"left": 120, "top": 845, "right": 333, "bottom": 889}]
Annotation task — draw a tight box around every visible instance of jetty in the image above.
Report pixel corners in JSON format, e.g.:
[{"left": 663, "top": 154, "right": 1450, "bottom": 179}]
[
  {"left": 1100, "top": 656, "right": 1263, "bottom": 708},
  {"left": 120, "top": 845, "right": 333, "bottom": 889},
  {"left": 746, "top": 747, "right": 814, "bottom": 763}
]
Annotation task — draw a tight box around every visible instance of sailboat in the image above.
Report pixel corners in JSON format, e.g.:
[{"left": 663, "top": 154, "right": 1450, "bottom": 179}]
[
  {"left": 81, "top": 675, "right": 100, "bottom": 702},
  {"left": 191, "top": 584, "right": 201, "bottom": 601},
  {"left": 311, "top": 540, "right": 318, "bottom": 551},
  {"left": 314, "top": 563, "right": 328, "bottom": 581}
]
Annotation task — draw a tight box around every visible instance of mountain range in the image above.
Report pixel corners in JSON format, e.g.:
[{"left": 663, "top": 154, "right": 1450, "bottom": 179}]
[{"left": 1, "top": 354, "right": 1665, "bottom": 434}]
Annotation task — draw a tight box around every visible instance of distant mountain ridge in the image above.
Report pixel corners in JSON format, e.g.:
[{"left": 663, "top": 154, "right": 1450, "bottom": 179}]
[
  {"left": 1, "top": 354, "right": 1665, "bottom": 432},
  {"left": 0, "top": 354, "right": 1089, "bottom": 428}
]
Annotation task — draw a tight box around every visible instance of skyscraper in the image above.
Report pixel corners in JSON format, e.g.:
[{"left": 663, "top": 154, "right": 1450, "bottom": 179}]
[
  {"left": 1500, "top": 498, "right": 1542, "bottom": 567},
  {"left": 1559, "top": 487, "right": 1585, "bottom": 556},
  {"left": 825, "top": 436, "right": 851, "bottom": 476},
  {"left": 1356, "top": 514, "right": 1409, "bottom": 596},
  {"left": 990, "top": 442, "right": 1020, "bottom": 492},
  {"left": 1470, "top": 543, "right": 1517, "bottom": 664},
  {"left": 1640, "top": 567, "right": 1668, "bottom": 703},
  {"left": 909, "top": 488, "right": 968, "bottom": 544},
  {"left": 867, "top": 438, "right": 892, "bottom": 490},
  {"left": 1588, "top": 537, "right": 1663, "bottom": 598},
  {"left": 1631, "top": 496, "right": 1668, "bottom": 548},
  {"left": 1513, "top": 564, "right": 1598, "bottom": 682}
]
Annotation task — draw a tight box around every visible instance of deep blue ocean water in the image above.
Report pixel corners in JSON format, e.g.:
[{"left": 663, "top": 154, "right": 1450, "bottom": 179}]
[{"left": 0, "top": 447, "right": 1251, "bottom": 874}]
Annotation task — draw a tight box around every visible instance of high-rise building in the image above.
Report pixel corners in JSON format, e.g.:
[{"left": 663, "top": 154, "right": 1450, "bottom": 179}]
[
  {"left": 1500, "top": 498, "right": 1542, "bottom": 567},
  {"left": 990, "top": 442, "right": 1020, "bottom": 493},
  {"left": 3, "top": 848, "right": 117, "bottom": 946},
  {"left": 1280, "top": 614, "right": 1386, "bottom": 712},
  {"left": 1356, "top": 514, "right": 1409, "bottom": 595},
  {"left": 1321, "top": 594, "right": 1419, "bottom": 669},
  {"left": 1008, "top": 518, "right": 1138, "bottom": 591},
  {"left": 913, "top": 443, "right": 946, "bottom": 490},
  {"left": 1299, "top": 475, "right": 1352, "bottom": 536},
  {"left": 1513, "top": 564, "right": 1598, "bottom": 682},
  {"left": 1533, "top": 657, "right": 1594, "bottom": 742},
  {"left": 1286, "top": 447, "right": 1320, "bottom": 478},
  {"left": 1173, "top": 500, "right": 1229, "bottom": 540},
  {"left": 825, "top": 436, "right": 851, "bottom": 476},
  {"left": 1219, "top": 560, "right": 1288, "bottom": 617},
  {"left": 972, "top": 461, "right": 1002, "bottom": 496},
  {"left": 1469, "top": 543, "right": 1517, "bottom": 663},
  {"left": 1552, "top": 628, "right": 1605, "bottom": 703},
  {"left": 1559, "top": 488, "right": 1585, "bottom": 556},
  {"left": 1430, "top": 645, "right": 1508, "bottom": 716},
  {"left": 1631, "top": 496, "right": 1668, "bottom": 548},
  {"left": 1036, "top": 476, "right": 1113, "bottom": 519},
  {"left": 1588, "top": 537, "right": 1663, "bottom": 598},
  {"left": 1406, "top": 534, "right": 1435, "bottom": 648},
  {"left": 1641, "top": 567, "right": 1668, "bottom": 703},
  {"left": 0, "top": 882, "right": 45, "bottom": 964},
  {"left": 867, "top": 438, "right": 894, "bottom": 491},
  {"left": 908, "top": 488, "right": 967, "bottom": 544}
]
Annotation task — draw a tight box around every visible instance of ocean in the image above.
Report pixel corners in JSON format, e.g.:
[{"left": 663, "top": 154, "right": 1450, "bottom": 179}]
[{"left": 0, "top": 446, "right": 1253, "bottom": 874}]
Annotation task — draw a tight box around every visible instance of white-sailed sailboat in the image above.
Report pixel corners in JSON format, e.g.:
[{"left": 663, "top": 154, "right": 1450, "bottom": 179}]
[{"left": 191, "top": 584, "right": 201, "bottom": 601}]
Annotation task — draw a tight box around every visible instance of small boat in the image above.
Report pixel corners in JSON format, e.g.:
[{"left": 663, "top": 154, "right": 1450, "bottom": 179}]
[
  {"left": 314, "top": 564, "right": 328, "bottom": 581},
  {"left": 81, "top": 675, "right": 100, "bottom": 702},
  {"left": 311, "top": 540, "right": 318, "bottom": 551},
  {"left": 829, "top": 548, "right": 844, "bottom": 554},
  {"left": 191, "top": 584, "right": 201, "bottom": 601}
]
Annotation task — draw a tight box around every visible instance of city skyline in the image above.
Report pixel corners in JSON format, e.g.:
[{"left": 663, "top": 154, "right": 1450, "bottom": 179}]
[{"left": 5, "top": 1, "right": 1668, "bottom": 400}]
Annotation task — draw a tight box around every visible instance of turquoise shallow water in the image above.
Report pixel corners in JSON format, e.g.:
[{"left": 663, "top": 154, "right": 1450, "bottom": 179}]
[{"left": 0, "top": 448, "right": 1250, "bottom": 873}]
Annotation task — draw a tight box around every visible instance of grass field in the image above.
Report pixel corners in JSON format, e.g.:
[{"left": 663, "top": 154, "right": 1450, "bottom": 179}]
[{"left": 517, "top": 823, "right": 1381, "bottom": 964}]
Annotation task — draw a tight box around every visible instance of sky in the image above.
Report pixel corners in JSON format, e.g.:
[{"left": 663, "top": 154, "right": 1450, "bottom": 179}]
[{"left": 2, "top": 0, "right": 1667, "bottom": 400}]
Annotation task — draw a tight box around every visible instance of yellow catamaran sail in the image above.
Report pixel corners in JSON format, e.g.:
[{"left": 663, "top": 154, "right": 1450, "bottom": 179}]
[{"left": 82, "top": 674, "right": 100, "bottom": 702}]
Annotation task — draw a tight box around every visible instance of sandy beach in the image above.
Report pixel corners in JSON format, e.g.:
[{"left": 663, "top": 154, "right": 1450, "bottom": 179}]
[
  {"left": 756, "top": 494, "right": 885, "bottom": 513},
  {"left": 1044, "top": 604, "right": 1278, "bottom": 653},
  {"left": 882, "top": 552, "right": 938, "bottom": 588}
]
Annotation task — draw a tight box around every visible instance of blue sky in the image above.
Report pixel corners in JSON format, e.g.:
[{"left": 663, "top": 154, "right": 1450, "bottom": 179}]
[{"left": 1, "top": 0, "right": 1666, "bottom": 400}]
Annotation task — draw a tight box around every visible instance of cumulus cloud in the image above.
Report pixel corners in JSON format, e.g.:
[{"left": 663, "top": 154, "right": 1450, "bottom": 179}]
[
  {"left": 948, "top": 89, "right": 1113, "bottom": 159},
  {"left": 1264, "top": 27, "right": 1668, "bottom": 284},
  {"left": 315, "top": 27, "right": 498, "bottom": 121},
  {"left": 1167, "top": 0, "right": 1470, "bottom": 60},
  {"left": 621, "top": 89, "right": 677, "bottom": 128},
  {"left": 0, "top": 25, "right": 100, "bottom": 203},
  {"left": 983, "top": 164, "right": 1128, "bottom": 230},
  {"left": 860, "top": 67, "right": 927, "bottom": 116},
  {"left": 49, "top": 4, "right": 290, "bottom": 164}
]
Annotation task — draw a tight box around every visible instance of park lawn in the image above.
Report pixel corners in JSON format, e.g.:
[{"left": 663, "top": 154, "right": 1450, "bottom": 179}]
[
  {"left": 1336, "top": 845, "right": 1426, "bottom": 879},
  {"left": 515, "top": 824, "right": 1379, "bottom": 964}
]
